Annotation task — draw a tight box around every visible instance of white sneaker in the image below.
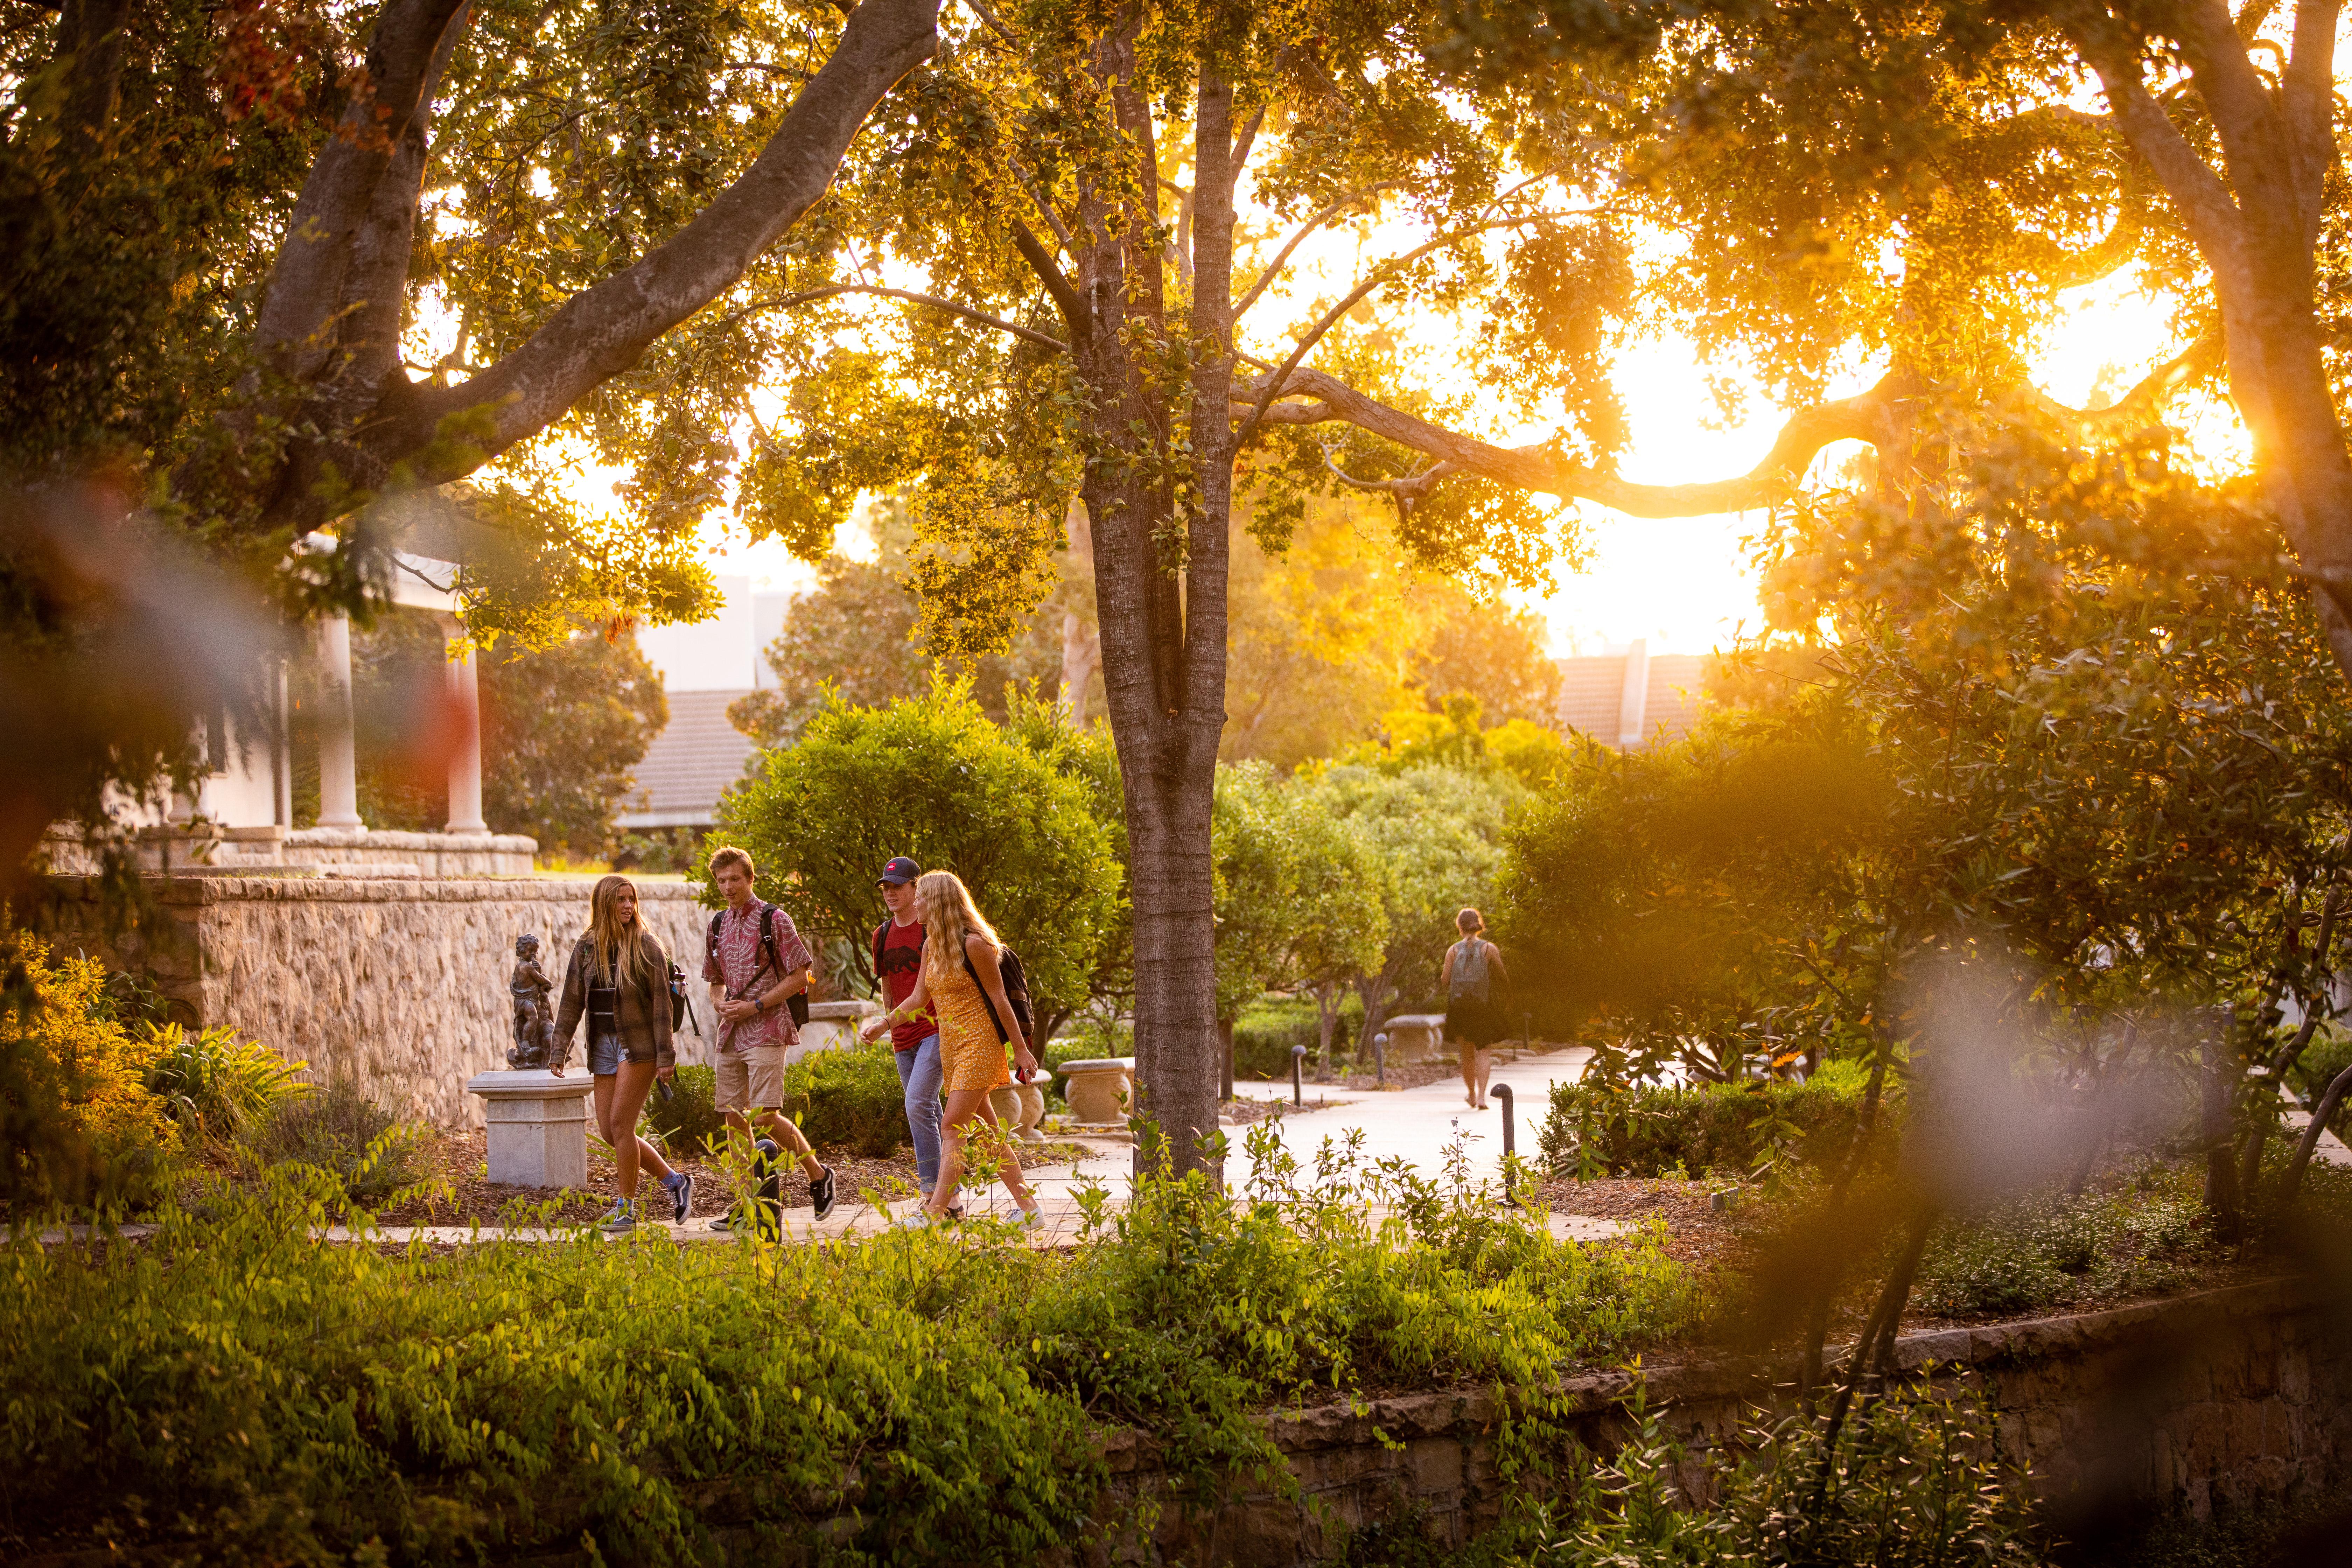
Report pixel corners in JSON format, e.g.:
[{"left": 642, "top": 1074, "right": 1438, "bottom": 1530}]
[
  {"left": 894, "top": 1209, "right": 936, "bottom": 1230},
  {"left": 1016, "top": 1206, "right": 1047, "bottom": 1233}
]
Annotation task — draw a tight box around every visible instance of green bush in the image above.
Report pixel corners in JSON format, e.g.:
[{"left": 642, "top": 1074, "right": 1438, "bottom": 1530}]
[
  {"left": 141, "top": 1023, "right": 307, "bottom": 1142},
  {"left": 1538, "top": 1059, "right": 1878, "bottom": 1178},
  {"left": 1506, "top": 1377, "right": 2048, "bottom": 1566},
  {"left": 1232, "top": 993, "right": 1362, "bottom": 1080},
  {"left": 639, "top": 1045, "right": 913, "bottom": 1159},
  {"left": 245, "top": 1076, "right": 426, "bottom": 1203},
  {"left": 1913, "top": 1172, "right": 2206, "bottom": 1321},
  {"left": 783, "top": 1039, "right": 914, "bottom": 1156},
  {"left": 2291, "top": 1023, "right": 2352, "bottom": 1135},
  {"left": 638, "top": 1062, "right": 727, "bottom": 1155},
  {"left": 0, "top": 1124, "right": 1697, "bottom": 1565}
]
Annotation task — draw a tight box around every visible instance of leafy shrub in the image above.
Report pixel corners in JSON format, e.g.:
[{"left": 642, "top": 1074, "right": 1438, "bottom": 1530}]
[
  {"left": 642, "top": 1044, "right": 917, "bottom": 1160},
  {"left": 638, "top": 1062, "right": 726, "bottom": 1154},
  {"left": 782, "top": 1038, "right": 914, "bottom": 1156},
  {"left": 245, "top": 1076, "right": 425, "bottom": 1203},
  {"left": 1538, "top": 1058, "right": 1878, "bottom": 1178},
  {"left": 0, "top": 932, "right": 177, "bottom": 1210},
  {"left": 0, "top": 1124, "right": 1697, "bottom": 1566},
  {"left": 1233, "top": 993, "right": 1363, "bottom": 1080},
  {"left": 2291, "top": 1022, "right": 2352, "bottom": 1135},
  {"left": 141, "top": 1023, "right": 307, "bottom": 1142},
  {"left": 1505, "top": 1377, "right": 2047, "bottom": 1566},
  {"left": 1914, "top": 1174, "right": 2205, "bottom": 1321}
]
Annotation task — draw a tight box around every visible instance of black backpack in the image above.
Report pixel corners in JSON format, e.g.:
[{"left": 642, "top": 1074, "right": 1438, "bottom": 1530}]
[
  {"left": 963, "top": 941, "right": 1034, "bottom": 1045},
  {"left": 706, "top": 902, "right": 812, "bottom": 1027}
]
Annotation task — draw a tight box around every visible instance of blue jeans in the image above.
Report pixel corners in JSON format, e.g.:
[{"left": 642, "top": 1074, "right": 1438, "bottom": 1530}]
[{"left": 892, "top": 1034, "right": 944, "bottom": 1191}]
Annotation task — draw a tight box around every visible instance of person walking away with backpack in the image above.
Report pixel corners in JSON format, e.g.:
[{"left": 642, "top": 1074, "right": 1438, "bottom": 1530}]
[
  {"left": 871, "top": 856, "right": 952, "bottom": 1210},
  {"left": 550, "top": 874, "right": 694, "bottom": 1232},
  {"left": 703, "top": 846, "right": 836, "bottom": 1230},
  {"left": 1442, "top": 908, "right": 1512, "bottom": 1111},
  {"left": 861, "top": 870, "right": 1043, "bottom": 1229}
]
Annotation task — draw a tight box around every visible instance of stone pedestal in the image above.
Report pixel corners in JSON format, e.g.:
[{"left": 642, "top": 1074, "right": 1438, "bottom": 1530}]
[
  {"left": 987, "top": 1080, "right": 1048, "bottom": 1142},
  {"left": 467, "top": 1069, "right": 595, "bottom": 1188},
  {"left": 1059, "top": 1057, "right": 1134, "bottom": 1127},
  {"left": 789, "top": 999, "right": 882, "bottom": 1064},
  {"left": 1381, "top": 1014, "right": 1446, "bottom": 1064}
]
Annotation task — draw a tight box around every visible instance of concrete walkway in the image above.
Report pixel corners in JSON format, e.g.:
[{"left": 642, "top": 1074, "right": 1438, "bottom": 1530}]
[{"left": 33, "top": 1046, "right": 1623, "bottom": 1250}]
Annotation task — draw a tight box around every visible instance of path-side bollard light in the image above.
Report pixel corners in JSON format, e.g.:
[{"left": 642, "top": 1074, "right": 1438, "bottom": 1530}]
[
  {"left": 1373, "top": 1032, "right": 1388, "bottom": 1089},
  {"left": 1290, "top": 1043, "right": 1307, "bottom": 1106},
  {"left": 1494, "top": 1083, "right": 1518, "bottom": 1207}
]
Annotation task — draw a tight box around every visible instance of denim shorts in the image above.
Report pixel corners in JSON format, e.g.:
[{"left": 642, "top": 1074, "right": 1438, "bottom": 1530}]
[{"left": 588, "top": 1033, "right": 626, "bottom": 1076}]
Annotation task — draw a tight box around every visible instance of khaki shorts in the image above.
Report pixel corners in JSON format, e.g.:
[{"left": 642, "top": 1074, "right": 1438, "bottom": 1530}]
[{"left": 714, "top": 1046, "right": 788, "bottom": 1113}]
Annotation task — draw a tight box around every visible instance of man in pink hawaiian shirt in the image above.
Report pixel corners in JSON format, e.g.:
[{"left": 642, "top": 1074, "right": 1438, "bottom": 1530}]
[{"left": 703, "top": 845, "right": 835, "bottom": 1226}]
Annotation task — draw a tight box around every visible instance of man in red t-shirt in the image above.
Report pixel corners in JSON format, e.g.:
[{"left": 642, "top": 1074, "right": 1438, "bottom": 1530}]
[{"left": 873, "top": 856, "right": 944, "bottom": 1195}]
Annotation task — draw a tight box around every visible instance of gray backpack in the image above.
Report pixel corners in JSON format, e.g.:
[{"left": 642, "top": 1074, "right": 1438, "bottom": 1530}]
[{"left": 1449, "top": 940, "right": 1493, "bottom": 1004}]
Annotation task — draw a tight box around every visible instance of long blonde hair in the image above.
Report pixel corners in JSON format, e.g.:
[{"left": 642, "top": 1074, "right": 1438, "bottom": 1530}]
[
  {"left": 587, "top": 873, "right": 657, "bottom": 992},
  {"left": 915, "top": 870, "right": 1001, "bottom": 980}
]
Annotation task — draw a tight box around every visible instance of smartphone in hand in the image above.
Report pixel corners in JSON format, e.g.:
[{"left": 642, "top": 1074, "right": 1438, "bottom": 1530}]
[{"left": 655, "top": 1076, "right": 675, "bottom": 1103}]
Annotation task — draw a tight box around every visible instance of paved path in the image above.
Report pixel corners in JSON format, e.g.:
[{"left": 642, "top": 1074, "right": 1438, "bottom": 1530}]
[
  {"left": 1219, "top": 1045, "right": 1616, "bottom": 1239},
  {"left": 33, "top": 1047, "right": 1623, "bottom": 1249}
]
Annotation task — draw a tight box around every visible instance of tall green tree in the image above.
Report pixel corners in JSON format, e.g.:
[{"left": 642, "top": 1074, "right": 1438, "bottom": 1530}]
[
  {"left": 0, "top": 0, "right": 943, "bottom": 878},
  {"left": 713, "top": 683, "right": 1120, "bottom": 1031},
  {"left": 1310, "top": 762, "right": 1523, "bottom": 1054}
]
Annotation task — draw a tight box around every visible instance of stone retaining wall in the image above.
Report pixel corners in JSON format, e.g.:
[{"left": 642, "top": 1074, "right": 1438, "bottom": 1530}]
[
  {"left": 1102, "top": 1278, "right": 2350, "bottom": 1564},
  {"left": 40, "top": 875, "right": 727, "bottom": 1126}
]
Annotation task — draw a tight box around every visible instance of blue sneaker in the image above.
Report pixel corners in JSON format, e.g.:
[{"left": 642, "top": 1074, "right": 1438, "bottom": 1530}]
[
  {"left": 662, "top": 1171, "right": 693, "bottom": 1223},
  {"left": 596, "top": 1198, "right": 636, "bottom": 1234}
]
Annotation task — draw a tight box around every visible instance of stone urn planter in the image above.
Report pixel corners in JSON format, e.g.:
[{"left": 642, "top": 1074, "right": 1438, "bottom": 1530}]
[
  {"left": 1058, "top": 1057, "right": 1134, "bottom": 1128},
  {"left": 465, "top": 1068, "right": 596, "bottom": 1187},
  {"left": 987, "top": 1078, "right": 1048, "bottom": 1142}
]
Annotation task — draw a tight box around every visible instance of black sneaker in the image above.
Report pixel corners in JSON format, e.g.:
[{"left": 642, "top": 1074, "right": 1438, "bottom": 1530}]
[
  {"left": 707, "top": 1212, "right": 734, "bottom": 1233},
  {"left": 810, "top": 1164, "right": 837, "bottom": 1223},
  {"left": 663, "top": 1171, "right": 693, "bottom": 1224}
]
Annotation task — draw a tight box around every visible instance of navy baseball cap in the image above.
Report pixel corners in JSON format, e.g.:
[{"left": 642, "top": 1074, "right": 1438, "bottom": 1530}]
[{"left": 878, "top": 856, "right": 920, "bottom": 886}]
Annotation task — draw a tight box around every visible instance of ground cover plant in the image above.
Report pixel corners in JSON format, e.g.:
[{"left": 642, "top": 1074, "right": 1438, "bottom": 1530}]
[
  {"left": 0, "top": 1122, "right": 1696, "bottom": 1565},
  {"left": 644, "top": 1040, "right": 919, "bottom": 1160},
  {"left": 1538, "top": 1060, "right": 1880, "bottom": 1182}
]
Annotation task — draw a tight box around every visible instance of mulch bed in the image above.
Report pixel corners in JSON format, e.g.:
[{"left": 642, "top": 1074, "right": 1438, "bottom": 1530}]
[
  {"left": 1536, "top": 1174, "right": 1750, "bottom": 1268},
  {"left": 371, "top": 1129, "right": 1100, "bottom": 1228}
]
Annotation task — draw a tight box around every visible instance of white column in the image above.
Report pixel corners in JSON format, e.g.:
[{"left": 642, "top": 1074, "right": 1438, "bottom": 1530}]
[
  {"left": 442, "top": 615, "right": 487, "bottom": 833},
  {"left": 1616, "top": 637, "right": 1652, "bottom": 751},
  {"left": 274, "top": 658, "right": 293, "bottom": 828},
  {"left": 315, "top": 614, "right": 363, "bottom": 828}
]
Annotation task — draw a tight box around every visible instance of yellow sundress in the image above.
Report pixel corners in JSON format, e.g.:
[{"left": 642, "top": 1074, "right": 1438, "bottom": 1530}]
[{"left": 933, "top": 958, "right": 1010, "bottom": 1095}]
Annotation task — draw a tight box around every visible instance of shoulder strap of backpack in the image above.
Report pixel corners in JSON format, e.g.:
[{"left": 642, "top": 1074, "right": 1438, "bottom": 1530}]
[
  {"left": 707, "top": 911, "right": 722, "bottom": 957},
  {"left": 757, "top": 902, "right": 781, "bottom": 971},
  {"left": 872, "top": 920, "right": 890, "bottom": 980}
]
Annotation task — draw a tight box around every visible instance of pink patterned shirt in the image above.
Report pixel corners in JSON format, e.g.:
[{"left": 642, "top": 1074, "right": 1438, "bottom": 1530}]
[{"left": 703, "top": 901, "right": 812, "bottom": 1055}]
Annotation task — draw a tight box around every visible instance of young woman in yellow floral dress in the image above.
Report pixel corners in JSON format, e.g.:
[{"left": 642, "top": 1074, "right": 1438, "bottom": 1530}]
[{"left": 862, "top": 870, "right": 1044, "bottom": 1229}]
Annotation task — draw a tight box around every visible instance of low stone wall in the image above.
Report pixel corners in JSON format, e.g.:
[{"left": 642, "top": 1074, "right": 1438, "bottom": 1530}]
[
  {"left": 41, "top": 875, "right": 727, "bottom": 1126},
  {"left": 1102, "top": 1278, "right": 2350, "bottom": 1564}
]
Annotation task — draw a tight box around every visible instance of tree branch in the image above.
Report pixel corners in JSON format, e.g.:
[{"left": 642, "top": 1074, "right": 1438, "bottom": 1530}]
[
  {"left": 406, "top": 0, "right": 942, "bottom": 465},
  {"left": 2282, "top": 1, "right": 2339, "bottom": 243},
  {"left": 2028, "top": 332, "right": 2222, "bottom": 434},
  {"left": 1245, "top": 366, "right": 1896, "bottom": 517},
  {"left": 756, "top": 281, "right": 1068, "bottom": 351},
  {"left": 1010, "top": 220, "right": 1085, "bottom": 335},
  {"left": 1236, "top": 211, "right": 1570, "bottom": 447},
  {"left": 1232, "top": 181, "right": 1400, "bottom": 323},
  {"left": 2056, "top": 4, "right": 2249, "bottom": 286},
  {"left": 254, "top": 0, "right": 474, "bottom": 381}
]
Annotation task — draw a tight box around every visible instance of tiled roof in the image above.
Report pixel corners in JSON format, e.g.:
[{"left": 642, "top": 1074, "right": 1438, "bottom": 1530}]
[
  {"left": 1554, "top": 652, "right": 1710, "bottom": 749},
  {"left": 619, "top": 689, "right": 757, "bottom": 828}
]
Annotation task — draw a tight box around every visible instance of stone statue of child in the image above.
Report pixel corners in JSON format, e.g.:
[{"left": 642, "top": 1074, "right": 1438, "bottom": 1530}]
[{"left": 508, "top": 932, "right": 557, "bottom": 1069}]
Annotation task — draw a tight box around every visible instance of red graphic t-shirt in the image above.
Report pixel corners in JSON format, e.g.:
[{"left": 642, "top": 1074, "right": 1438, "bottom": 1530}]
[{"left": 878, "top": 919, "right": 932, "bottom": 1052}]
